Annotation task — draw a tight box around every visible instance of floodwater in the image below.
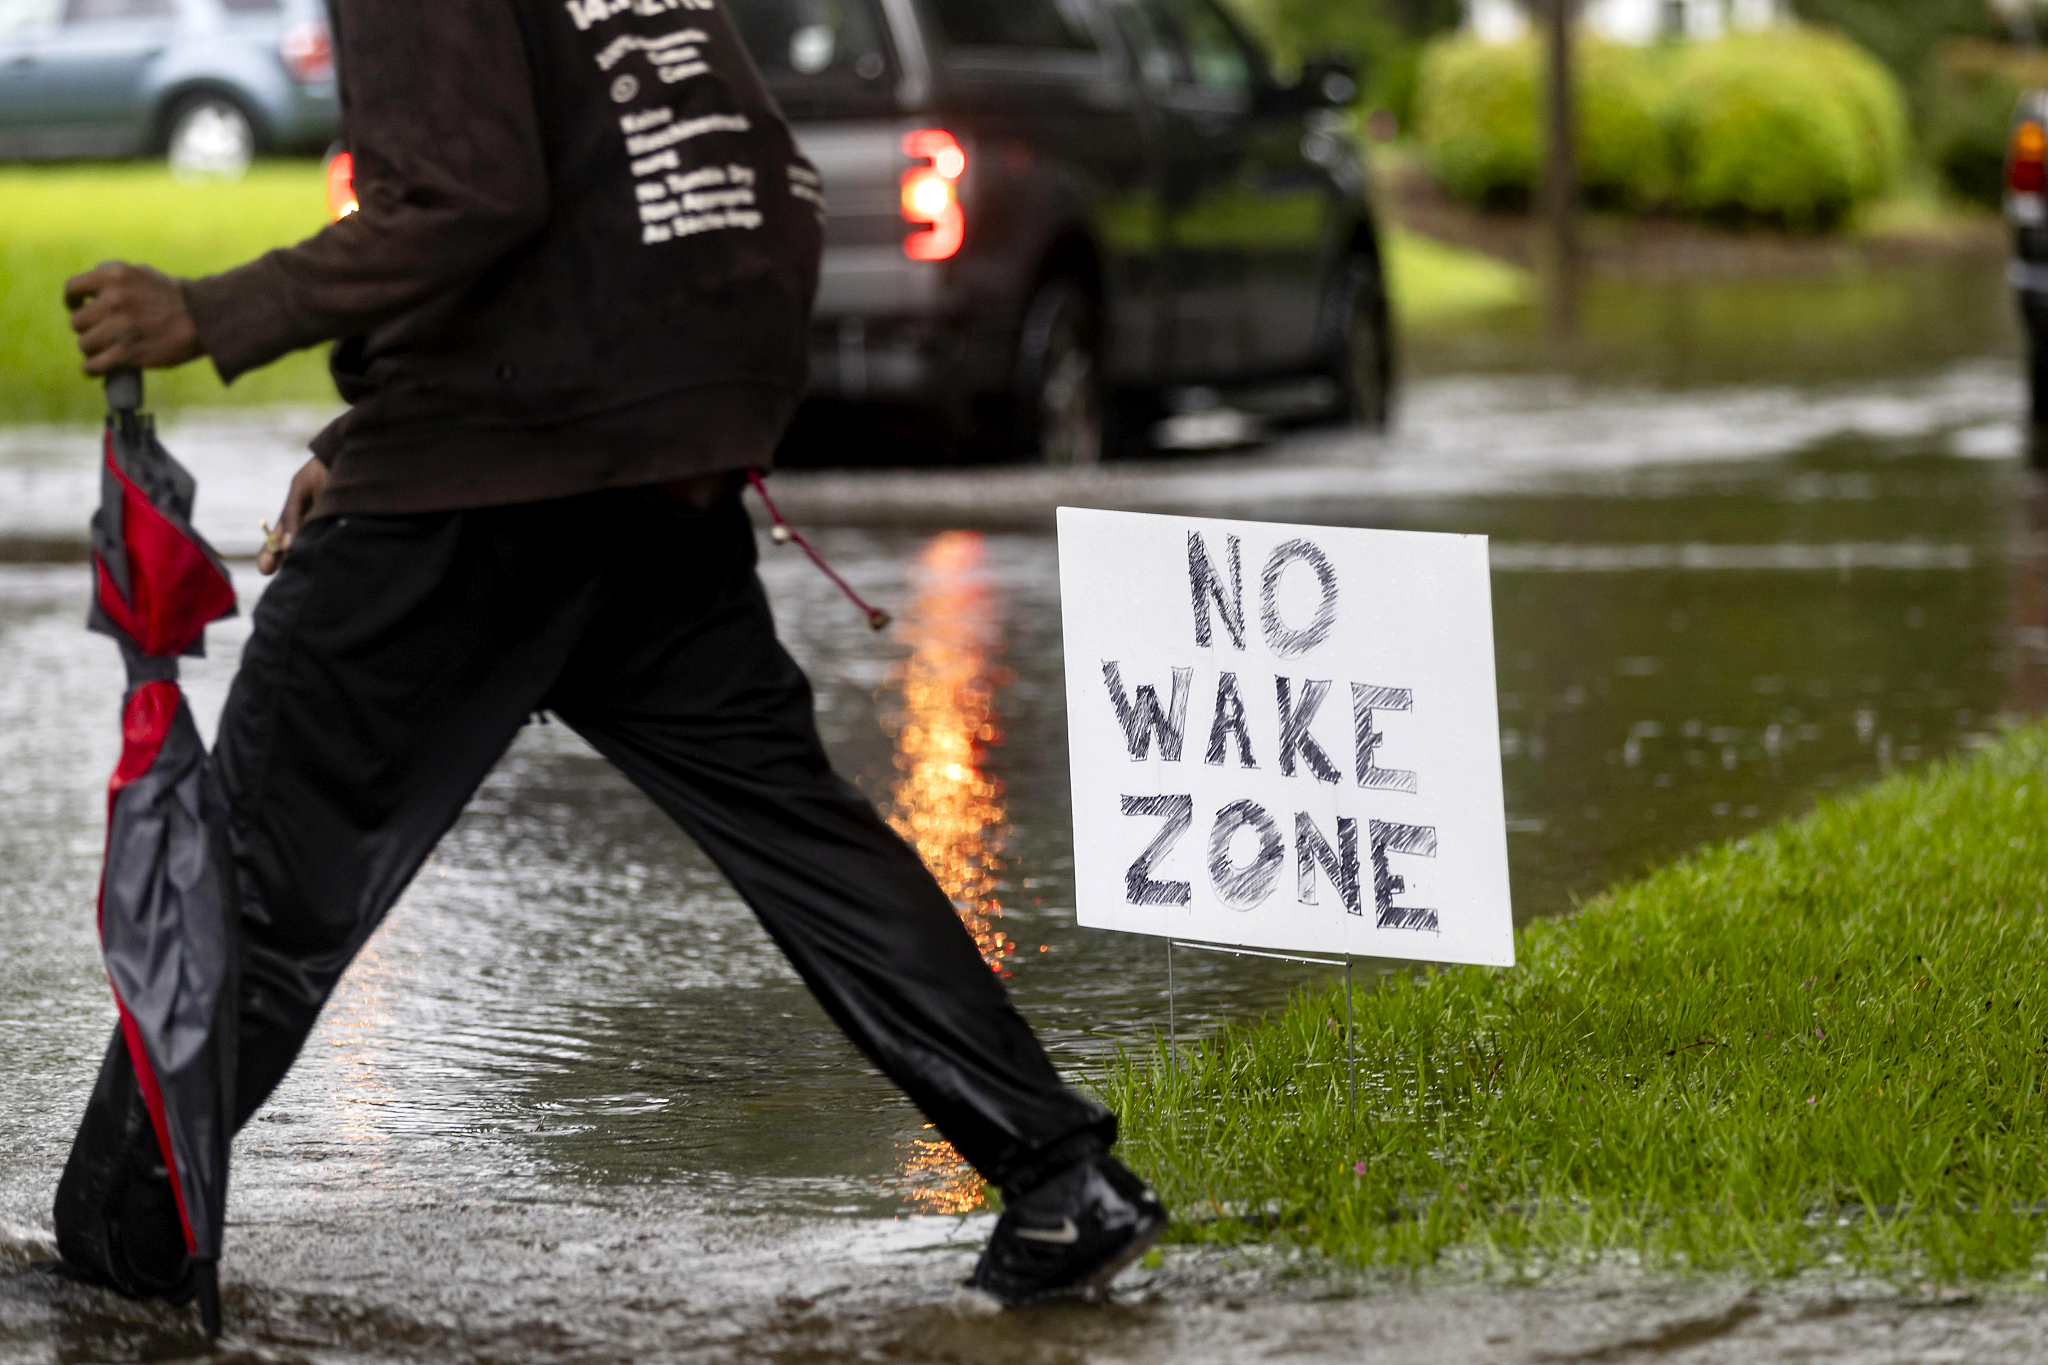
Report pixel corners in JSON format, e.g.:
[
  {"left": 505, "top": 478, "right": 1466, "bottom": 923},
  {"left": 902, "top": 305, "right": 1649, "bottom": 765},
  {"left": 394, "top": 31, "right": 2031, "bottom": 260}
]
[{"left": 7, "top": 257, "right": 2048, "bottom": 1360}]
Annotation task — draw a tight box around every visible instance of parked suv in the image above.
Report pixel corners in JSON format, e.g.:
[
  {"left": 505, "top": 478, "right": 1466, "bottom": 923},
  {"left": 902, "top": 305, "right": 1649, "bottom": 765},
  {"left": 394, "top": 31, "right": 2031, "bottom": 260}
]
[
  {"left": 734, "top": 0, "right": 1388, "bottom": 461},
  {"left": 0, "top": 0, "right": 337, "bottom": 176}
]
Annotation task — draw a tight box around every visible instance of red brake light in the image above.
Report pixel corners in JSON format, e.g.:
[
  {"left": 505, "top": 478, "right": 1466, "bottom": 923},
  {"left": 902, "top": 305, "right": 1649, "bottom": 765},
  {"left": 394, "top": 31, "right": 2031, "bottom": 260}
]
[
  {"left": 901, "top": 128, "right": 964, "bottom": 262},
  {"left": 281, "top": 19, "right": 333, "bottom": 84},
  {"left": 326, "top": 150, "right": 358, "bottom": 221},
  {"left": 2011, "top": 121, "right": 2046, "bottom": 195}
]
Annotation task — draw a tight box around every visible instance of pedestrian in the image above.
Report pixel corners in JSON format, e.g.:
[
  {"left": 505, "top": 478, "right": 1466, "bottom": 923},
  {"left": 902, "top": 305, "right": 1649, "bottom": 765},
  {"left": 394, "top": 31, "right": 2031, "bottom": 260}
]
[{"left": 53, "top": 0, "right": 1162, "bottom": 1310}]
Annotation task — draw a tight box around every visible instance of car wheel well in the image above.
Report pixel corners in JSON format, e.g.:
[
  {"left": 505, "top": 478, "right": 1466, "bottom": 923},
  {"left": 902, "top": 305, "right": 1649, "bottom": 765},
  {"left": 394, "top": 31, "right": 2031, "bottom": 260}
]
[
  {"left": 1321, "top": 227, "right": 1392, "bottom": 430},
  {"left": 152, "top": 85, "right": 270, "bottom": 154},
  {"left": 1030, "top": 231, "right": 1105, "bottom": 334},
  {"left": 1327, "top": 223, "right": 1385, "bottom": 328},
  {"left": 978, "top": 271, "right": 1105, "bottom": 465},
  {"left": 1343, "top": 220, "right": 1381, "bottom": 273}
]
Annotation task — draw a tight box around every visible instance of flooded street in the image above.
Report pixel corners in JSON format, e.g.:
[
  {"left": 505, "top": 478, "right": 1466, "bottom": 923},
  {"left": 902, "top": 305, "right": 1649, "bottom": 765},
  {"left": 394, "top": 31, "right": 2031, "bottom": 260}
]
[{"left": 8, "top": 258, "right": 2048, "bottom": 1360}]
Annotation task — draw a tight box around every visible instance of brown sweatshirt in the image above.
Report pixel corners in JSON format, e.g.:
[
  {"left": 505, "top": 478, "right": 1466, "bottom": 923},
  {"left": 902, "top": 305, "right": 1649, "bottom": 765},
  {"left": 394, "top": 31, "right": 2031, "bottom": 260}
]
[{"left": 183, "top": 0, "right": 824, "bottom": 517}]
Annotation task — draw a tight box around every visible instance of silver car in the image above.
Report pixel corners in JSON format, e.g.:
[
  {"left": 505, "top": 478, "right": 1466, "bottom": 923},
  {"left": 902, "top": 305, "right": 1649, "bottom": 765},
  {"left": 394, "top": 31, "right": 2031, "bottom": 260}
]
[{"left": 0, "top": 0, "right": 337, "bottom": 175}]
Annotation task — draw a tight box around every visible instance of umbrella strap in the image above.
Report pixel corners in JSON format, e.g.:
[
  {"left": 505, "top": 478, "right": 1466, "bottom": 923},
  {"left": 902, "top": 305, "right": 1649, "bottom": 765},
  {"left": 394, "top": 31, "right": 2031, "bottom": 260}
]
[{"left": 745, "top": 470, "right": 890, "bottom": 631}]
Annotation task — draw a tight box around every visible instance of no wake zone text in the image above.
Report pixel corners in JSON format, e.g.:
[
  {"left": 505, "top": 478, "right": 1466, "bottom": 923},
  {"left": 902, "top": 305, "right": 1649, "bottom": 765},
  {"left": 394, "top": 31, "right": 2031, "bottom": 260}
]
[{"left": 1105, "top": 532, "right": 1437, "bottom": 932}]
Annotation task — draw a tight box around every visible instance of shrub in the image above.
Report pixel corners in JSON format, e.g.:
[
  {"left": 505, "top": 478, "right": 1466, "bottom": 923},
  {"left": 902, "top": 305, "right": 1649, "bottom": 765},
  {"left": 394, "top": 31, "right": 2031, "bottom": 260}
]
[
  {"left": 1415, "top": 25, "right": 1909, "bottom": 229},
  {"left": 1813, "top": 30, "right": 1911, "bottom": 195},
  {"left": 1414, "top": 34, "right": 1668, "bottom": 210},
  {"left": 1925, "top": 39, "right": 2048, "bottom": 206},
  {"left": 1578, "top": 38, "right": 1676, "bottom": 207},
  {"left": 1415, "top": 36, "right": 1538, "bottom": 207},
  {"left": 1666, "top": 29, "right": 1907, "bottom": 226}
]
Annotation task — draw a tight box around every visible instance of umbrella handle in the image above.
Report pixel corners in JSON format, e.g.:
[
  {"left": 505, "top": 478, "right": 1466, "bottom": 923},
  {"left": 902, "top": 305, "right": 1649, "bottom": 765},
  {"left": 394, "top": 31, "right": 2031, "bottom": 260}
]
[{"left": 105, "top": 368, "right": 142, "bottom": 415}]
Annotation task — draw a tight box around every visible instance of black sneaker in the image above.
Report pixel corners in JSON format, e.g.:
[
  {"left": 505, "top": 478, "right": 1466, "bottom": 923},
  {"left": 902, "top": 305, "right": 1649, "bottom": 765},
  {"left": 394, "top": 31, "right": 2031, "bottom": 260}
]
[{"left": 968, "top": 1154, "right": 1167, "bottom": 1306}]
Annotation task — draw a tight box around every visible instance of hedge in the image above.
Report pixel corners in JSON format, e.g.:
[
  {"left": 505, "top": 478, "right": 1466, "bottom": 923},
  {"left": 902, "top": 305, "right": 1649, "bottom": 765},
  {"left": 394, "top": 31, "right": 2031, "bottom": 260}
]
[
  {"left": 1667, "top": 29, "right": 1908, "bottom": 226},
  {"left": 1414, "top": 35, "right": 1669, "bottom": 210},
  {"left": 1415, "top": 25, "right": 1909, "bottom": 227}
]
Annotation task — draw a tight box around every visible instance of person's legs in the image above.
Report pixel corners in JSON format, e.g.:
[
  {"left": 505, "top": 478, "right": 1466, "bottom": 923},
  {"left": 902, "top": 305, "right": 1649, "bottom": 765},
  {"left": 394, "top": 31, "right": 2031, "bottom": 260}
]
[
  {"left": 213, "top": 506, "right": 613, "bottom": 1122},
  {"left": 57, "top": 501, "right": 602, "bottom": 1291},
  {"left": 546, "top": 494, "right": 1114, "bottom": 1188},
  {"left": 59, "top": 485, "right": 1150, "bottom": 1305}
]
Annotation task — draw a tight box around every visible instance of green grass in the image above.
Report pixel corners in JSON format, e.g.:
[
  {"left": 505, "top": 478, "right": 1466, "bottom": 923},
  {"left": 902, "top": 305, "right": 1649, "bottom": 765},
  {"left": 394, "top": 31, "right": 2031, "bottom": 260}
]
[
  {"left": 0, "top": 163, "right": 337, "bottom": 424},
  {"left": 1099, "top": 723, "right": 2048, "bottom": 1285},
  {"left": 0, "top": 163, "right": 1535, "bottom": 420},
  {"left": 1846, "top": 164, "right": 2004, "bottom": 246},
  {"left": 1383, "top": 225, "right": 1530, "bottom": 329}
]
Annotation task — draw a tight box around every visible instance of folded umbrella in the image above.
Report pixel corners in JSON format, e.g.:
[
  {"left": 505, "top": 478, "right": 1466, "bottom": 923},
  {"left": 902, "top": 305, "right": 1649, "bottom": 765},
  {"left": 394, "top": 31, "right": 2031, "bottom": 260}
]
[{"left": 64, "top": 368, "right": 239, "bottom": 1336}]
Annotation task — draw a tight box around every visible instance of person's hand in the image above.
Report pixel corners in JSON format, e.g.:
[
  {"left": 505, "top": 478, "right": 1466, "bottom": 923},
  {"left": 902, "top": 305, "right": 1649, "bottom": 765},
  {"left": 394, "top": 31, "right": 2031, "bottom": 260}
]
[
  {"left": 260, "top": 458, "right": 329, "bottom": 575},
  {"left": 64, "top": 262, "right": 203, "bottom": 376}
]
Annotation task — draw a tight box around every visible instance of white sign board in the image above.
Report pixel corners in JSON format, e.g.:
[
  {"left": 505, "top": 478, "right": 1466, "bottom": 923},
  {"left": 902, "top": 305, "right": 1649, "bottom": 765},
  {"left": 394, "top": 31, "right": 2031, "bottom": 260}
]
[{"left": 1058, "top": 507, "right": 1513, "bottom": 966}]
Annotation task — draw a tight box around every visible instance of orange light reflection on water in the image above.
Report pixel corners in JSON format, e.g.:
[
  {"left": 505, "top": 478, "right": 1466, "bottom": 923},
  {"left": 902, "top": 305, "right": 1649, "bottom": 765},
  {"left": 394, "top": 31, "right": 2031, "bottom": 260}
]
[
  {"left": 884, "top": 530, "right": 1015, "bottom": 975},
  {"left": 885, "top": 530, "right": 1011, "bottom": 1213},
  {"left": 897, "top": 1127, "right": 986, "bottom": 1215}
]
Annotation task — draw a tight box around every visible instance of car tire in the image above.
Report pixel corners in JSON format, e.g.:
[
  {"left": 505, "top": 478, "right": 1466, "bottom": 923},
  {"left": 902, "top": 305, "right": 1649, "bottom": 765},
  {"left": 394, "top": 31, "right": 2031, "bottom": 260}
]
[
  {"left": 165, "top": 94, "right": 257, "bottom": 182},
  {"left": 1323, "top": 253, "right": 1391, "bottom": 431},
  {"left": 2030, "top": 335, "right": 2048, "bottom": 468},
  {"left": 2026, "top": 297, "right": 2048, "bottom": 450},
  {"left": 2032, "top": 333, "right": 2048, "bottom": 432},
  {"left": 1009, "top": 278, "right": 1104, "bottom": 466}
]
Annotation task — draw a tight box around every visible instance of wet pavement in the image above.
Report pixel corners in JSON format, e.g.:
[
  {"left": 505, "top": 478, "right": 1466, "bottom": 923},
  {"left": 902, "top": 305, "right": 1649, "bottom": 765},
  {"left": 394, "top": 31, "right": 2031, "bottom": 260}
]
[{"left": 7, "top": 258, "right": 2048, "bottom": 1360}]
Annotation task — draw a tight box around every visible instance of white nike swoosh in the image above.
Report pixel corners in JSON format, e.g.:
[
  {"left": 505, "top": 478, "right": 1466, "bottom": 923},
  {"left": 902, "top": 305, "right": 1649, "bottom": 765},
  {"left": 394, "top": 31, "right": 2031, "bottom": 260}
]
[{"left": 1014, "top": 1217, "right": 1080, "bottom": 1245}]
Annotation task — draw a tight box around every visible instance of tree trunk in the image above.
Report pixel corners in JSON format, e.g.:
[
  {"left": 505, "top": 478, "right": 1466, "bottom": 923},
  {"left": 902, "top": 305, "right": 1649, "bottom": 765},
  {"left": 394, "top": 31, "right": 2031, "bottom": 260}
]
[{"left": 1540, "top": 0, "right": 1578, "bottom": 336}]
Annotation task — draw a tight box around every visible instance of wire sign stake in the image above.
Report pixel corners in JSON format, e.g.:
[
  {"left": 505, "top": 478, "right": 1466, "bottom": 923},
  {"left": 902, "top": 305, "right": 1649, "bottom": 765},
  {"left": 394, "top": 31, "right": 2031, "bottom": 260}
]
[{"left": 1164, "top": 939, "right": 1358, "bottom": 1125}]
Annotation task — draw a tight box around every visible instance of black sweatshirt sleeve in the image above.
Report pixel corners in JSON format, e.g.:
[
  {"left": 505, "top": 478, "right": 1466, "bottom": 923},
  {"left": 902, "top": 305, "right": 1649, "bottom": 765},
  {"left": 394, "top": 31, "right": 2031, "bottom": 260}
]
[{"left": 183, "top": 0, "right": 550, "bottom": 384}]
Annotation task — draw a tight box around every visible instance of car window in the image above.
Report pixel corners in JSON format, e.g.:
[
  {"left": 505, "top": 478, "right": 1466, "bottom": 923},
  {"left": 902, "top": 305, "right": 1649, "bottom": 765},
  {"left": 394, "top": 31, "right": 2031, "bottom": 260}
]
[
  {"left": 924, "top": 0, "right": 1096, "bottom": 52},
  {"left": 727, "top": 0, "right": 897, "bottom": 117},
  {"left": 729, "top": 0, "right": 893, "bottom": 81},
  {"left": 62, "top": 0, "right": 173, "bottom": 23},
  {"left": 1151, "top": 0, "right": 1249, "bottom": 96},
  {"left": 0, "top": 0, "right": 61, "bottom": 35},
  {"left": 1108, "top": 0, "right": 1182, "bottom": 89}
]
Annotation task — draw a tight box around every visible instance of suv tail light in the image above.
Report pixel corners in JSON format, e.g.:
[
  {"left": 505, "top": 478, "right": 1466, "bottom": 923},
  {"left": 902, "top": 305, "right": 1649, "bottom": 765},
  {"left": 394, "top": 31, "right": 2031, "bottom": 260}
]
[
  {"left": 326, "top": 149, "right": 358, "bottom": 220},
  {"left": 2011, "top": 120, "right": 2046, "bottom": 195},
  {"left": 901, "top": 129, "right": 965, "bottom": 261},
  {"left": 281, "top": 20, "right": 333, "bottom": 84}
]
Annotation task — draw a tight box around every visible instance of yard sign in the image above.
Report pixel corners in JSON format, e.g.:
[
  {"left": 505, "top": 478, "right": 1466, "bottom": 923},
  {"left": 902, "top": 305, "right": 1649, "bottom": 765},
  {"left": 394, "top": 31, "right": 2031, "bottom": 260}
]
[{"left": 1059, "top": 507, "right": 1514, "bottom": 966}]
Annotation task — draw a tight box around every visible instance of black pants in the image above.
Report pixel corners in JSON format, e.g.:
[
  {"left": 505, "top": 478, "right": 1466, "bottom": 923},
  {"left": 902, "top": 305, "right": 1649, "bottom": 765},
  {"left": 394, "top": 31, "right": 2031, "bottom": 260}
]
[{"left": 58, "top": 489, "right": 1109, "bottom": 1291}]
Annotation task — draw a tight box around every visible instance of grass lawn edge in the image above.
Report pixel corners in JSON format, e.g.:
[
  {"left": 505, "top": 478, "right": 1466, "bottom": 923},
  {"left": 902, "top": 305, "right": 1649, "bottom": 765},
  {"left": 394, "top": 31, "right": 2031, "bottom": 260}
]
[{"left": 1095, "top": 721, "right": 2048, "bottom": 1288}]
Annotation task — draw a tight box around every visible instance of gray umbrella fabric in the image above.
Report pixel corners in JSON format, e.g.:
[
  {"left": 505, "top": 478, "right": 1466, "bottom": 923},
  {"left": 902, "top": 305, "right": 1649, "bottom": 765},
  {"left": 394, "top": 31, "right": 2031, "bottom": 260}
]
[{"left": 65, "top": 369, "right": 239, "bottom": 1336}]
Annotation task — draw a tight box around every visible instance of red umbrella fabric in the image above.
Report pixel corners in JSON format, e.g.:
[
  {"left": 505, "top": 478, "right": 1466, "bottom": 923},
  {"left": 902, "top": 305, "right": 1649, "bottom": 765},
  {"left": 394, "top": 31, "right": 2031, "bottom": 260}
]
[{"left": 77, "top": 369, "right": 238, "bottom": 1335}]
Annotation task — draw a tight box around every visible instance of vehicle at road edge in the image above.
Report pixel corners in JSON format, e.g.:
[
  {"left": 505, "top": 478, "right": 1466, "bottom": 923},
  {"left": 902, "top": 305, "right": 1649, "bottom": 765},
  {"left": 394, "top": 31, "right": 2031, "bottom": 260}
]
[
  {"left": 734, "top": 0, "right": 1390, "bottom": 463},
  {"left": 2008, "top": 89, "right": 2048, "bottom": 454},
  {"left": 0, "top": 0, "right": 337, "bottom": 178}
]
